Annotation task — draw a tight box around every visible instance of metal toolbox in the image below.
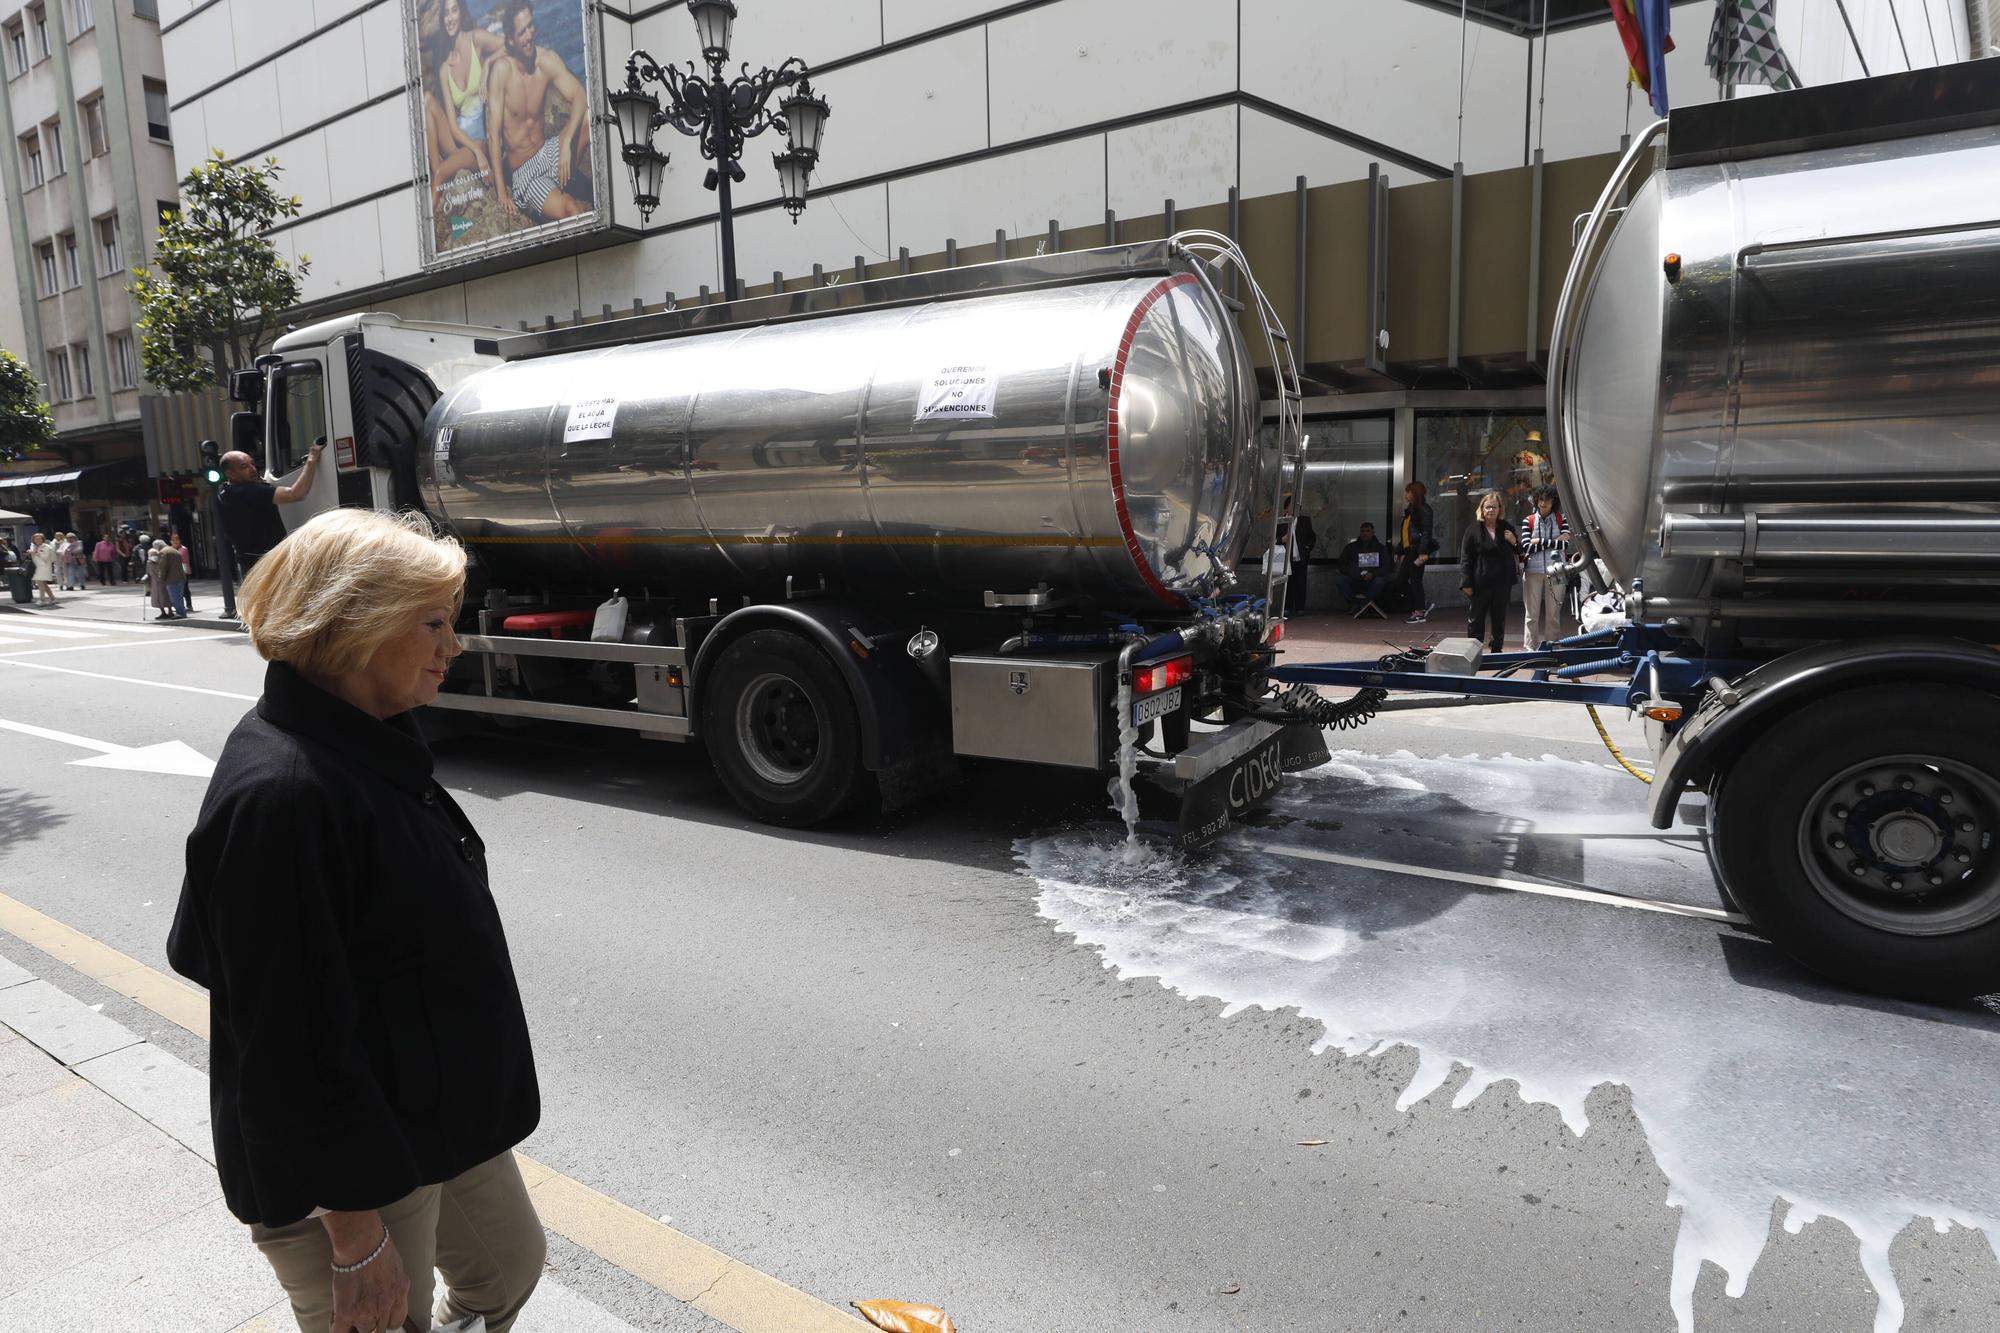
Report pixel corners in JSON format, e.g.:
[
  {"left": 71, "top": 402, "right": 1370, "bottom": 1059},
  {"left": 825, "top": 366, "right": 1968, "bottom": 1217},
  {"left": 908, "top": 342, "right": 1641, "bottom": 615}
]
[{"left": 948, "top": 653, "right": 1115, "bottom": 769}]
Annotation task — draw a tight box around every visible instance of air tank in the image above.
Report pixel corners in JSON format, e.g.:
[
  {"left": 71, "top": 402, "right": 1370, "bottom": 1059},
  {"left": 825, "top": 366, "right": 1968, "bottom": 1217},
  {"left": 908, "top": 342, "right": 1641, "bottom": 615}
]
[
  {"left": 1551, "top": 65, "right": 2000, "bottom": 607},
  {"left": 422, "top": 251, "right": 1263, "bottom": 611}
]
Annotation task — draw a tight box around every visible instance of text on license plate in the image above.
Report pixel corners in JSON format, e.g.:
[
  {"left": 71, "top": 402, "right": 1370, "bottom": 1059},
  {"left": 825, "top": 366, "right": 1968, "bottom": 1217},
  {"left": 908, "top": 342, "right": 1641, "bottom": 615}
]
[{"left": 1132, "top": 685, "right": 1182, "bottom": 726}]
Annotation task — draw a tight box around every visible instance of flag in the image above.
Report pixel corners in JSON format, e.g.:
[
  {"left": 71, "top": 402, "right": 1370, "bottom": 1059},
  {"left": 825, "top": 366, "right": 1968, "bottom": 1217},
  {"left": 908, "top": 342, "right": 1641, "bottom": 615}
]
[
  {"left": 1608, "top": 0, "right": 1677, "bottom": 114},
  {"left": 1706, "top": 0, "right": 1801, "bottom": 93}
]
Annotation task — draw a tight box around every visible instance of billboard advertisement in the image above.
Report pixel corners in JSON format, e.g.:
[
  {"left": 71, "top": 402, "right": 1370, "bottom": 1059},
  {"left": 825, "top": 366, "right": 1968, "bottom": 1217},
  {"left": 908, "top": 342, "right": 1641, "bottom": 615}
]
[{"left": 406, "top": 0, "right": 608, "bottom": 267}]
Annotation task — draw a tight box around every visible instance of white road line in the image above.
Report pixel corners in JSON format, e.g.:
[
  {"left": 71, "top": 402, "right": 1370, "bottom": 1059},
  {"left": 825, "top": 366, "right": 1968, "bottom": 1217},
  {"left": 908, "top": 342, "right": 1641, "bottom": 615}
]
[
  {"left": 0, "top": 658, "right": 257, "bottom": 701},
  {"left": 1254, "top": 842, "right": 1751, "bottom": 925},
  {"left": 0, "top": 614, "right": 165, "bottom": 634},
  {"left": 0, "top": 622, "right": 96, "bottom": 639},
  {"left": 0, "top": 635, "right": 236, "bottom": 659},
  {"left": 0, "top": 637, "right": 30, "bottom": 647}
]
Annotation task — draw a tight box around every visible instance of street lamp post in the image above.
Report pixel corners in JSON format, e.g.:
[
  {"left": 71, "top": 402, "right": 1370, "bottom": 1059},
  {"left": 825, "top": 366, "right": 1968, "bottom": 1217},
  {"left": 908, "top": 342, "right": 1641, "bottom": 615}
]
[{"left": 608, "top": 0, "right": 829, "bottom": 300}]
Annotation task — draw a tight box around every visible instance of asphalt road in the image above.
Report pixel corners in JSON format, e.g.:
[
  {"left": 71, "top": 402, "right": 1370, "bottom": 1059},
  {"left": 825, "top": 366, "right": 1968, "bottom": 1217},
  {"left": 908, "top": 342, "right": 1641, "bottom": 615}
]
[{"left": 3, "top": 595, "right": 1997, "bottom": 1333}]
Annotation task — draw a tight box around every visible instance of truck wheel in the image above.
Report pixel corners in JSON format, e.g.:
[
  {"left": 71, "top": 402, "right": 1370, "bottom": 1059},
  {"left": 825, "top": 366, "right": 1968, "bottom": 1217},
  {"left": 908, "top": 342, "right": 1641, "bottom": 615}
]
[
  {"left": 1709, "top": 684, "right": 2000, "bottom": 1000},
  {"left": 701, "top": 629, "right": 870, "bottom": 826}
]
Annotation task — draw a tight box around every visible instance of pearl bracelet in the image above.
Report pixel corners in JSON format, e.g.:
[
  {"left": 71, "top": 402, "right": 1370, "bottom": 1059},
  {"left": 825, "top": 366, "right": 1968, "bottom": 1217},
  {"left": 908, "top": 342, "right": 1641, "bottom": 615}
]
[{"left": 329, "top": 1225, "right": 391, "bottom": 1274}]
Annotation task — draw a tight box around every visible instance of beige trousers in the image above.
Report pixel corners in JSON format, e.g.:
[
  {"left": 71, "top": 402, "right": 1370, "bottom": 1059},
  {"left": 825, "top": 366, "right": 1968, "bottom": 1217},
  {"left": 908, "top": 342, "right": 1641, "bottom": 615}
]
[
  {"left": 249, "top": 1152, "right": 545, "bottom": 1333},
  {"left": 1522, "top": 570, "right": 1566, "bottom": 650}
]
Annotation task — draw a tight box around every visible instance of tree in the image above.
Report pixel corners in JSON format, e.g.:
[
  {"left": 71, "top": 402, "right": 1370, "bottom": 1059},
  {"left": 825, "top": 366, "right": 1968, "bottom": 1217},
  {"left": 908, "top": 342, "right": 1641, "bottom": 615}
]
[
  {"left": 0, "top": 348, "right": 55, "bottom": 462},
  {"left": 130, "top": 151, "right": 312, "bottom": 393}
]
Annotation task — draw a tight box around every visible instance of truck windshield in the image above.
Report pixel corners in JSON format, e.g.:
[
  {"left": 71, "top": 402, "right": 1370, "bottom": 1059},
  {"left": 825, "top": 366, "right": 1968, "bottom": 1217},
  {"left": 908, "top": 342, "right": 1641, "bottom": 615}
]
[{"left": 269, "top": 361, "right": 328, "bottom": 476}]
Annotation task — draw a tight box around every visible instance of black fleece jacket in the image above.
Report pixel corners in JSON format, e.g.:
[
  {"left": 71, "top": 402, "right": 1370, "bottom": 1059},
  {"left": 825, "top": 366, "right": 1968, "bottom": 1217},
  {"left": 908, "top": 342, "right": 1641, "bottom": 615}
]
[{"left": 169, "top": 662, "right": 539, "bottom": 1226}]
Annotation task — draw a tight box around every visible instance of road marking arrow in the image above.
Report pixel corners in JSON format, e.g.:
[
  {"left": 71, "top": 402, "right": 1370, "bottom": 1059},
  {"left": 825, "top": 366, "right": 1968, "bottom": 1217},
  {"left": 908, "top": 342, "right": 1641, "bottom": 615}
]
[{"left": 0, "top": 717, "right": 215, "bottom": 778}]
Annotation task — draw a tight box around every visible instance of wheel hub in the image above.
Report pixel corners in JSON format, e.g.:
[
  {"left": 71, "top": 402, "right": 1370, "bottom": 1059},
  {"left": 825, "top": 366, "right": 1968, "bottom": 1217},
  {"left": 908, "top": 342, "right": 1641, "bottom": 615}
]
[
  {"left": 1801, "top": 756, "right": 1999, "bottom": 935},
  {"left": 1872, "top": 812, "right": 1944, "bottom": 867},
  {"left": 736, "top": 672, "right": 821, "bottom": 787}
]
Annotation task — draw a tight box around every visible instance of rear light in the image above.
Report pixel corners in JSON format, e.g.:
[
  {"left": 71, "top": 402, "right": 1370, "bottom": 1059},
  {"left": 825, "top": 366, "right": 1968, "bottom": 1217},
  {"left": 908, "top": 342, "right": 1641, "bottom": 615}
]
[
  {"left": 1268, "top": 621, "right": 1285, "bottom": 644},
  {"left": 1133, "top": 655, "right": 1193, "bottom": 695},
  {"left": 1645, "top": 703, "right": 1683, "bottom": 722}
]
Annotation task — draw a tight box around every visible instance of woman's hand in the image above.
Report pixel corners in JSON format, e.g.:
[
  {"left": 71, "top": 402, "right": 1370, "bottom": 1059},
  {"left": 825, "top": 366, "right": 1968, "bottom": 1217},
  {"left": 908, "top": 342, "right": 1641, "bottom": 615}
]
[
  {"left": 323, "top": 1210, "right": 410, "bottom": 1333},
  {"left": 1502, "top": 526, "right": 1520, "bottom": 547}
]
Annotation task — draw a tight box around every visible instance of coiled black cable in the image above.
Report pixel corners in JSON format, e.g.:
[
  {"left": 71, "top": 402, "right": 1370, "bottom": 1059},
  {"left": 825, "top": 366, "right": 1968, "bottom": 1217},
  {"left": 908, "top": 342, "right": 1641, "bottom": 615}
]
[{"left": 1264, "top": 682, "right": 1389, "bottom": 732}]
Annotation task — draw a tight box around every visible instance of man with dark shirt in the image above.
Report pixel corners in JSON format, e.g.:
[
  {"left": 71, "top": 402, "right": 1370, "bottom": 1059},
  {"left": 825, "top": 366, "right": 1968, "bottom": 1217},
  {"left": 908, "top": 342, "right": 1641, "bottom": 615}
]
[
  {"left": 217, "top": 441, "right": 321, "bottom": 570},
  {"left": 1334, "top": 521, "right": 1393, "bottom": 615}
]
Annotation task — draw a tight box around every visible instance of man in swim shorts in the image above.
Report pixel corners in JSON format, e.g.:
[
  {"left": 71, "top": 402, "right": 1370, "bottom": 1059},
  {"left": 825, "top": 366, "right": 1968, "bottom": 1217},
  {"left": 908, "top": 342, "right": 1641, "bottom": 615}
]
[{"left": 487, "top": 0, "right": 592, "bottom": 222}]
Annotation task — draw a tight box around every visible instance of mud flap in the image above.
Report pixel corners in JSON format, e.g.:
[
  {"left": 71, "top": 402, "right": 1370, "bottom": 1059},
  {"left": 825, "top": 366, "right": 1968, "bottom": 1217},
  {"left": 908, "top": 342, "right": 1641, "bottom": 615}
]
[{"left": 1142, "top": 721, "right": 1331, "bottom": 852}]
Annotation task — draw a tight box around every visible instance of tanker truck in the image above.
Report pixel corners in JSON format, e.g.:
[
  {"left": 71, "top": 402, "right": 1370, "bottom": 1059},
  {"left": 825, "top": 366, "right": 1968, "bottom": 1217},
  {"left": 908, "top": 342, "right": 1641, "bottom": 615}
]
[
  {"left": 230, "top": 238, "right": 1345, "bottom": 846},
  {"left": 1274, "top": 63, "right": 2000, "bottom": 1000}
]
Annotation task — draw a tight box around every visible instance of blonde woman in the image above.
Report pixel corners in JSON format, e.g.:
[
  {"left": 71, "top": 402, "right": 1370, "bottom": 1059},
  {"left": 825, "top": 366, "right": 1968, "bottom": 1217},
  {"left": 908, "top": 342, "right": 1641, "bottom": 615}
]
[
  {"left": 167, "top": 509, "right": 544, "bottom": 1333},
  {"left": 27, "top": 532, "right": 58, "bottom": 605},
  {"left": 1456, "top": 490, "right": 1520, "bottom": 653}
]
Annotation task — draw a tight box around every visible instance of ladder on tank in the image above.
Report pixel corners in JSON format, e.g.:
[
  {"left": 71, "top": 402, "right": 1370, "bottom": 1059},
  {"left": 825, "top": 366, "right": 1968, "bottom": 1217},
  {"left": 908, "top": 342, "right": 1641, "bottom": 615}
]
[{"left": 1170, "top": 231, "right": 1310, "bottom": 633}]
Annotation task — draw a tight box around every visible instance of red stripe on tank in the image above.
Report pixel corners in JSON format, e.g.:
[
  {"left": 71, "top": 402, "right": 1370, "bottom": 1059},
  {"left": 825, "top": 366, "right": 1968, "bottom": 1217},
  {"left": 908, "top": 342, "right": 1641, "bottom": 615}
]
[{"left": 1106, "top": 273, "right": 1200, "bottom": 610}]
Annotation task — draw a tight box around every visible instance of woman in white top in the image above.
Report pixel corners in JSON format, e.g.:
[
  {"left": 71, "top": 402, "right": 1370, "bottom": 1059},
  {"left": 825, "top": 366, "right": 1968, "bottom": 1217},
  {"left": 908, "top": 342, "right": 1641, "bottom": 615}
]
[{"left": 28, "top": 533, "right": 59, "bottom": 605}]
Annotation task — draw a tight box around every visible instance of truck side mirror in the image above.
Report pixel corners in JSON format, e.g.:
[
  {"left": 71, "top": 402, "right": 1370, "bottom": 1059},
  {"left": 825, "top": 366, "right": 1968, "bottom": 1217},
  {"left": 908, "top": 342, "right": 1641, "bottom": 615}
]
[
  {"left": 228, "top": 410, "right": 263, "bottom": 464},
  {"left": 228, "top": 368, "right": 265, "bottom": 404}
]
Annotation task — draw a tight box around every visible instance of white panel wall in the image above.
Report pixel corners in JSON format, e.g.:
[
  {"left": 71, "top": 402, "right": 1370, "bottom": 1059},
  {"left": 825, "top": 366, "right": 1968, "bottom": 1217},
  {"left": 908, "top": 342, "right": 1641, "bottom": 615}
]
[
  {"left": 881, "top": 0, "right": 989, "bottom": 44},
  {"left": 378, "top": 281, "right": 472, "bottom": 326},
  {"left": 165, "top": 97, "right": 208, "bottom": 176},
  {"left": 808, "top": 28, "right": 988, "bottom": 189},
  {"left": 1105, "top": 105, "right": 1235, "bottom": 216},
  {"left": 1239, "top": 109, "right": 1388, "bottom": 198},
  {"left": 325, "top": 94, "right": 413, "bottom": 203},
  {"left": 231, "top": 0, "right": 317, "bottom": 69},
  {"left": 375, "top": 189, "right": 422, "bottom": 284},
  {"left": 729, "top": 0, "right": 877, "bottom": 70},
  {"left": 199, "top": 61, "right": 280, "bottom": 159},
  {"left": 160, "top": 3, "right": 236, "bottom": 106},
  {"left": 886, "top": 135, "right": 1103, "bottom": 257},
  {"left": 464, "top": 255, "right": 581, "bottom": 328},
  {"left": 988, "top": 0, "right": 1235, "bottom": 143},
  {"left": 274, "top": 19, "right": 369, "bottom": 139},
  {"left": 359, "top": 0, "right": 407, "bottom": 100},
  {"left": 273, "top": 130, "right": 335, "bottom": 217},
  {"left": 289, "top": 204, "right": 384, "bottom": 305},
  {"left": 730, "top": 181, "right": 889, "bottom": 281},
  {"left": 576, "top": 223, "right": 720, "bottom": 311},
  {"left": 314, "top": 0, "right": 379, "bottom": 26}
]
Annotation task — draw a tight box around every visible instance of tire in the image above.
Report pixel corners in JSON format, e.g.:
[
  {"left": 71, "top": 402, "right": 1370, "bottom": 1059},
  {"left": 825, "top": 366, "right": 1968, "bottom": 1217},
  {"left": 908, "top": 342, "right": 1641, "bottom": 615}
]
[
  {"left": 1709, "top": 683, "right": 2000, "bottom": 1000},
  {"left": 700, "top": 628, "right": 871, "bottom": 826}
]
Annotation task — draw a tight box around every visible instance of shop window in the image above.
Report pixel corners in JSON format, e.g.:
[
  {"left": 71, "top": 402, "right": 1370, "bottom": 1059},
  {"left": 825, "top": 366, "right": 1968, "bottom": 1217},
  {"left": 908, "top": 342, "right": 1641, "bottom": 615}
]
[
  {"left": 1412, "top": 410, "right": 1551, "bottom": 562},
  {"left": 110, "top": 331, "right": 134, "bottom": 389},
  {"left": 97, "top": 214, "right": 121, "bottom": 273},
  {"left": 143, "top": 77, "right": 169, "bottom": 141}
]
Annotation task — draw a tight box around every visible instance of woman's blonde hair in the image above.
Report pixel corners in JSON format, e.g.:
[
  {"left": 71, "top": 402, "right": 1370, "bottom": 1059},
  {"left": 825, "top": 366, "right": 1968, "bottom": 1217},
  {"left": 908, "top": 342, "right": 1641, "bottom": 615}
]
[
  {"left": 1476, "top": 490, "right": 1505, "bottom": 520},
  {"left": 239, "top": 508, "right": 465, "bottom": 676}
]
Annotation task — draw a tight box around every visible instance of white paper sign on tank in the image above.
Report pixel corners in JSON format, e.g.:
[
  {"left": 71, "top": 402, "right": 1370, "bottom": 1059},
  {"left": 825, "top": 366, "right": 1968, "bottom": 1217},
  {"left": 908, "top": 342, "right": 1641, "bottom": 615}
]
[
  {"left": 564, "top": 397, "right": 619, "bottom": 442},
  {"left": 915, "top": 364, "right": 997, "bottom": 422}
]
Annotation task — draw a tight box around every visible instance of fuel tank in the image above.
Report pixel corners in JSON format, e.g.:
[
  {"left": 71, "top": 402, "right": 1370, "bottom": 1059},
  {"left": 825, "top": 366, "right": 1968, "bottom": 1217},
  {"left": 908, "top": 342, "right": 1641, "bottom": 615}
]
[
  {"left": 1552, "top": 65, "right": 2000, "bottom": 606},
  {"left": 421, "top": 247, "right": 1262, "bottom": 611}
]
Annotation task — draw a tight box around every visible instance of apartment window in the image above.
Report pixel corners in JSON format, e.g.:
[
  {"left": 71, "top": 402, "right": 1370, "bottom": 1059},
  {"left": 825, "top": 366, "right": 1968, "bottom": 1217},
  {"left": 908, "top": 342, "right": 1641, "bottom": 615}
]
[
  {"left": 34, "top": 242, "right": 56, "bottom": 296},
  {"left": 71, "top": 342, "right": 92, "bottom": 398},
  {"left": 109, "top": 331, "right": 134, "bottom": 389},
  {"left": 96, "top": 214, "right": 121, "bottom": 273},
  {"left": 42, "top": 119, "right": 63, "bottom": 178},
  {"left": 29, "top": 5, "right": 48, "bottom": 61},
  {"left": 59, "top": 231, "right": 80, "bottom": 288},
  {"left": 80, "top": 96, "right": 107, "bottom": 158},
  {"left": 70, "top": 0, "right": 93, "bottom": 34},
  {"left": 132, "top": 0, "right": 156, "bottom": 18},
  {"left": 20, "top": 132, "right": 42, "bottom": 188},
  {"left": 4, "top": 21, "right": 25, "bottom": 77},
  {"left": 46, "top": 347, "right": 71, "bottom": 400},
  {"left": 142, "top": 77, "right": 169, "bottom": 141}
]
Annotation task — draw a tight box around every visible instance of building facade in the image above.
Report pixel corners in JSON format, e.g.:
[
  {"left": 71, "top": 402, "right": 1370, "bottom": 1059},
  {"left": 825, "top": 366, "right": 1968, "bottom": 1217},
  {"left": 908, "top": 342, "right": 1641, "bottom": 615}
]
[
  {"left": 147, "top": 0, "right": 1977, "bottom": 599},
  {"left": 0, "top": 0, "right": 178, "bottom": 537}
]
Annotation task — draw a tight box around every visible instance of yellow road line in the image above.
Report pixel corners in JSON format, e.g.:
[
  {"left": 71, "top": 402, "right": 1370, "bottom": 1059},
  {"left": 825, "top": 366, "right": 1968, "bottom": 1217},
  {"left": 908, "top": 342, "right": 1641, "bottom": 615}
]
[{"left": 0, "top": 890, "right": 864, "bottom": 1333}]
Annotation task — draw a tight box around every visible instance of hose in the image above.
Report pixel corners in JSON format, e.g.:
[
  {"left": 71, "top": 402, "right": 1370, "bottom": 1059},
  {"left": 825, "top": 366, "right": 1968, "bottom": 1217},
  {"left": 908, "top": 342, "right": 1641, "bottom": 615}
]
[
  {"left": 1585, "top": 704, "right": 1653, "bottom": 785},
  {"left": 1266, "top": 682, "right": 1389, "bottom": 732}
]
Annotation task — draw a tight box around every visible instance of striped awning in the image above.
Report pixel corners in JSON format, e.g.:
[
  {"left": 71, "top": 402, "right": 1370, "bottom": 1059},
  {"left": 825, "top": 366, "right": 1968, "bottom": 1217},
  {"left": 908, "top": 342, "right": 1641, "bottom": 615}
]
[{"left": 0, "top": 468, "right": 87, "bottom": 490}]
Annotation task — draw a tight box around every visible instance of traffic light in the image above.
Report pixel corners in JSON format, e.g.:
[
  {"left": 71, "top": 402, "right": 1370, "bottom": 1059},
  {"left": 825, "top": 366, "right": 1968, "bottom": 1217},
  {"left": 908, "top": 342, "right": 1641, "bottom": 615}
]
[{"left": 200, "top": 438, "right": 222, "bottom": 487}]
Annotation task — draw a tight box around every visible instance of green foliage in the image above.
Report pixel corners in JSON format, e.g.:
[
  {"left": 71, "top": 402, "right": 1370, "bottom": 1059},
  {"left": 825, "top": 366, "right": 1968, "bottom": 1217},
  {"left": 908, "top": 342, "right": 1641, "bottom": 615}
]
[
  {"left": 129, "top": 151, "right": 313, "bottom": 393},
  {"left": 0, "top": 347, "right": 56, "bottom": 462}
]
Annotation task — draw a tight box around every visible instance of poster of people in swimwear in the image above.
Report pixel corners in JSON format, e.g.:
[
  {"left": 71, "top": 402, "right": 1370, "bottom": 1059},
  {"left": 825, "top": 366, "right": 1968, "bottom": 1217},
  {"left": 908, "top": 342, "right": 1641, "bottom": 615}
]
[{"left": 406, "top": 0, "right": 606, "bottom": 265}]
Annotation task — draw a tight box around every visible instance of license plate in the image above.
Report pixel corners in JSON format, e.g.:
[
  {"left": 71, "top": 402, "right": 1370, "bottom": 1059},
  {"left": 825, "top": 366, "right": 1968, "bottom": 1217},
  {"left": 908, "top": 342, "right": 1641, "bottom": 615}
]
[{"left": 1132, "top": 685, "right": 1182, "bottom": 726}]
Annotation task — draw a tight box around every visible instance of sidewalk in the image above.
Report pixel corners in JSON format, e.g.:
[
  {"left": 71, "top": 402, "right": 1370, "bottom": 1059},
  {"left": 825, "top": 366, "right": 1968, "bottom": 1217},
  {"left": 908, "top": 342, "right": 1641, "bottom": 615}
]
[
  {"left": 1278, "top": 604, "right": 1531, "bottom": 664},
  {"left": 0, "top": 951, "right": 641, "bottom": 1333},
  {"left": 1, "top": 579, "right": 242, "bottom": 630}
]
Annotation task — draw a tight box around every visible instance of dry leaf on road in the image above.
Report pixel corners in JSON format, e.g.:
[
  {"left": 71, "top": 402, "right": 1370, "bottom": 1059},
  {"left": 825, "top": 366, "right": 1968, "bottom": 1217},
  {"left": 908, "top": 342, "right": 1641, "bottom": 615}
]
[
  {"left": 854, "top": 1298, "right": 958, "bottom": 1333},
  {"left": 1296, "top": 1139, "right": 1329, "bottom": 1146}
]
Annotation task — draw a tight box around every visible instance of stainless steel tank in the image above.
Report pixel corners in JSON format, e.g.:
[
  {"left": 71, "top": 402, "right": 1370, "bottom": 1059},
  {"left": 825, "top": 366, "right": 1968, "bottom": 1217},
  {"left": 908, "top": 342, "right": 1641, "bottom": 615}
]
[
  {"left": 1551, "top": 72, "right": 2000, "bottom": 605},
  {"left": 422, "top": 254, "right": 1261, "bottom": 611}
]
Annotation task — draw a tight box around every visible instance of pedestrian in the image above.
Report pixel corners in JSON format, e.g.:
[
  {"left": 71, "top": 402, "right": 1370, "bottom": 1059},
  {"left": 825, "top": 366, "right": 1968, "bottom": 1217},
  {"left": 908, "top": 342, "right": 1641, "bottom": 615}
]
[
  {"left": 92, "top": 532, "right": 117, "bottom": 586},
  {"left": 1458, "top": 490, "right": 1521, "bottom": 654},
  {"left": 1285, "top": 512, "right": 1317, "bottom": 616},
  {"left": 166, "top": 507, "right": 543, "bottom": 1333},
  {"left": 148, "top": 535, "right": 187, "bottom": 619},
  {"left": 62, "top": 532, "right": 87, "bottom": 590},
  {"left": 168, "top": 530, "right": 195, "bottom": 613},
  {"left": 1392, "top": 481, "right": 1439, "bottom": 622},
  {"left": 217, "top": 438, "right": 323, "bottom": 572},
  {"left": 1519, "top": 485, "right": 1572, "bottom": 650},
  {"left": 1334, "top": 521, "right": 1393, "bottom": 613},
  {"left": 28, "top": 532, "right": 59, "bottom": 605},
  {"left": 115, "top": 529, "right": 135, "bottom": 582}
]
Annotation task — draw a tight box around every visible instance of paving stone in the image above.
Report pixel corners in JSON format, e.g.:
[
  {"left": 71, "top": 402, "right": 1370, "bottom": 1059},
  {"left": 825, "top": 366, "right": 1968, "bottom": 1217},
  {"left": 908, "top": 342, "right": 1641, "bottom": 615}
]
[
  {"left": 0, "top": 1073, "right": 146, "bottom": 1194},
  {"left": 0, "top": 954, "right": 30, "bottom": 989},
  {"left": 0, "top": 979, "right": 140, "bottom": 1065},
  {"left": 0, "top": 1029, "right": 69, "bottom": 1112},
  {"left": 0, "top": 1195, "right": 279, "bottom": 1332},
  {"left": 514, "top": 1274, "right": 652, "bottom": 1333},
  {"left": 76, "top": 1040, "right": 215, "bottom": 1165},
  {"left": 0, "top": 1126, "right": 223, "bottom": 1298}
]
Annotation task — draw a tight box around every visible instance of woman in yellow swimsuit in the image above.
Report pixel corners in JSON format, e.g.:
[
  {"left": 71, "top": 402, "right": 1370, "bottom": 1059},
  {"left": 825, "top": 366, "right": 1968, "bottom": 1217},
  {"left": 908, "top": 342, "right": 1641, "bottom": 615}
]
[{"left": 434, "top": 0, "right": 502, "bottom": 182}]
